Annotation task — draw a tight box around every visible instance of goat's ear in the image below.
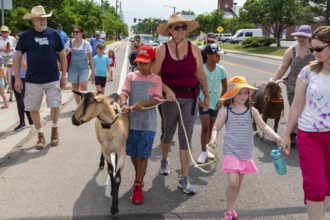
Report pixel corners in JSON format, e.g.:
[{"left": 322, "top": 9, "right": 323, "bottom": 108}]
[
  {"left": 94, "top": 94, "right": 104, "bottom": 103},
  {"left": 72, "top": 90, "right": 82, "bottom": 97}
]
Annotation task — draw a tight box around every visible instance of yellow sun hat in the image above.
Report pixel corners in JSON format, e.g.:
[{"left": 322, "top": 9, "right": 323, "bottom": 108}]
[{"left": 220, "top": 76, "right": 258, "bottom": 101}]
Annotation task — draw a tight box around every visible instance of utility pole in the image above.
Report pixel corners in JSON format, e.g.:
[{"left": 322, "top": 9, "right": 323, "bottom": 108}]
[{"left": 115, "top": 0, "right": 119, "bottom": 41}]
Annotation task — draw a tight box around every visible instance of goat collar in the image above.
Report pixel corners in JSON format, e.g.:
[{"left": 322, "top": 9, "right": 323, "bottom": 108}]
[
  {"left": 270, "top": 98, "right": 284, "bottom": 103},
  {"left": 99, "top": 105, "right": 120, "bottom": 129}
]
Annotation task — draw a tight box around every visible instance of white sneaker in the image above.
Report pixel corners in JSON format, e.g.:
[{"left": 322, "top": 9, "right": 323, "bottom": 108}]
[
  {"left": 197, "top": 152, "right": 208, "bottom": 164},
  {"left": 207, "top": 149, "right": 215, "bottom": 159}
]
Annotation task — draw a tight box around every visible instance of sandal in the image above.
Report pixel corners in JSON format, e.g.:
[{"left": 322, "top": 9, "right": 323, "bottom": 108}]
[{"left": 1, "top": 104, "right": 8, "bottom": 109}]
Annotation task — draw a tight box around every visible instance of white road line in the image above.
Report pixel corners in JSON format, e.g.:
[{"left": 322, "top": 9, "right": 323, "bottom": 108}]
[{"left": 117, "top": 41, "right": 130, "bottom": 94}]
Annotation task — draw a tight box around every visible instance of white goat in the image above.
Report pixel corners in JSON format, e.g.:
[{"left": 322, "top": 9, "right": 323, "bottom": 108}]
[{"left": 71, "top": 91, "right": 128, "bottom": 216}]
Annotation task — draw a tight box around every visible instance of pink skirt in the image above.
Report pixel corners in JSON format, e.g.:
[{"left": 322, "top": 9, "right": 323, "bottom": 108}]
[{"left": 222, "top": 155, "right": 258, "bottom": 174}]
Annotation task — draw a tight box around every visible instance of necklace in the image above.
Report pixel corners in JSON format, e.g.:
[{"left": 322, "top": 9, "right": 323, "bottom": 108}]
[{"left": 230, "top": 107, "right": 251, "bottom": 126}]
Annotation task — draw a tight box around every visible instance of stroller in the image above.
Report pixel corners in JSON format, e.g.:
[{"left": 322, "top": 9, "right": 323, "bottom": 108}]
[{"left": 129, "top": 50, "right": 138, "bottom": 71}]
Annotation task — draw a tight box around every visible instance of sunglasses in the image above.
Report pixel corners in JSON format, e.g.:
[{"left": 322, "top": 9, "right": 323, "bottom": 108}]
[
  {"left": 172, "top": 24, "right": 188, "bottom": 31},
  {"left": 73, "top": 30, "right": 80, "bottom": 34},
  {"left": 1, "top": 31, "right": 8, "bottom": 33},
  {"left": 207, "top": 40, "right": 215, "bottom": 44},
  {"left": 310, "top": 44, "right": 330, "bottom": 53}
]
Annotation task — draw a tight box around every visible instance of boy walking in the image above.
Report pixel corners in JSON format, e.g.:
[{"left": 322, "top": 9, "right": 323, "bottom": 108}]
[
  {"left": 120, "top": 45, "right": 163, "bottom": 204},
  {"left": 93, "top": 43, "right": 111, "bottom": 93}
]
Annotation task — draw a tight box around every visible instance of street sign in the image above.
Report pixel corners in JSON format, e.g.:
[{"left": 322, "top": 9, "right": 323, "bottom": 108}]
[
  {"left": 217, "top": 26, "right": 224, "bottom": 33},
  {"left": 0, "top": 0, "right": 12, "bottom": 10}
]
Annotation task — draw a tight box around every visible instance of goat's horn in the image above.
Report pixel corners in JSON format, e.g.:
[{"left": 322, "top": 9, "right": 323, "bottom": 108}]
[
  {"left": 275, "top": 79, "right": 284, "bottom": 84},
  {"left": 269, "top": 77, "right": 274, "bottom": 82}
]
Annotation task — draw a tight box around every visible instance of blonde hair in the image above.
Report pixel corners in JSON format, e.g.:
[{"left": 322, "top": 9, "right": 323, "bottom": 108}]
[{"left": 310, "top": 26, "right": 330, "bottom": 73}]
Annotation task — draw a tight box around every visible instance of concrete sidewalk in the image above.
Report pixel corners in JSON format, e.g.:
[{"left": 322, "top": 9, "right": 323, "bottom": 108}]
[{"left": 0, "top": 41, "right": 122, "bottom": 166}]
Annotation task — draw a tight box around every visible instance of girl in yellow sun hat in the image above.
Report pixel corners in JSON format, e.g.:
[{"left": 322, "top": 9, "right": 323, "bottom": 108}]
[{"left": 207, "top": 76, "right": 282, "bottom": 219}]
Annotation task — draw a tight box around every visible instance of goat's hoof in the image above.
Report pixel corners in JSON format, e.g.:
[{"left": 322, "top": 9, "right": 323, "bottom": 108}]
[{"left": 110, "top": 206, "right": 119, "bottom": 216}]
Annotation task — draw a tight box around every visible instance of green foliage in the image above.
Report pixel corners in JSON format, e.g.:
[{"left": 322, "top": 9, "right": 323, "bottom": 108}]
[
  {"left": 4, "top": 0, "right": 127, "bottom": 38},
  {"left": 239, "top": 0, "right": 314, "bottom": 46},
  {"left": 132, "top": 18, "right": 165, "bottom": 35},
  {"left": 242, "top": 36, "right": 276, "bottom": 47},
  {"left": 195, "top": 9, "right": 225, "bottom": 33}
]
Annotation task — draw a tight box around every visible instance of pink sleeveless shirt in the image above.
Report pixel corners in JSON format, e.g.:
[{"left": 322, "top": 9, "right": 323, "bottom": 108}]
[{"left": 160, "top": 41, "right": 199, "bottom": 98}]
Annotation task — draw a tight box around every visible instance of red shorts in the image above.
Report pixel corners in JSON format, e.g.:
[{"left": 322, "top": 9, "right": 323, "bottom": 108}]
[{"left": 297, "top": 129, "right": 330, "bottom": 204}]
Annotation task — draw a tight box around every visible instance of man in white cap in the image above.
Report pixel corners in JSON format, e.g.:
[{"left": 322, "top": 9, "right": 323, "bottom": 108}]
[
  {"left": 90, "top": 30, "right": 106, "bottom": 56},
  {"left": 0, "top": 26, "right": 16, "bottom": 66},
  {"left": 14, "top": 5, "right": 67, "bottom": 150}
]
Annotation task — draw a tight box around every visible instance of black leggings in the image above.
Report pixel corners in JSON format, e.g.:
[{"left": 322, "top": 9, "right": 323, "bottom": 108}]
[{"left": 11, "top": 76, "right": 32, "bottom": 125}]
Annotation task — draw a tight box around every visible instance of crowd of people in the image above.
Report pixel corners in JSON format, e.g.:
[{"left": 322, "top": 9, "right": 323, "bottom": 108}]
[{"left": 1, "top": 4, "right": 329, "bottom": 219}]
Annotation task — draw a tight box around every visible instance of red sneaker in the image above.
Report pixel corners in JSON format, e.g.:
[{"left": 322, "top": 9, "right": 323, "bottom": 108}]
[{"left": 131, "top": 185, "right": 144, "bottom": 204}]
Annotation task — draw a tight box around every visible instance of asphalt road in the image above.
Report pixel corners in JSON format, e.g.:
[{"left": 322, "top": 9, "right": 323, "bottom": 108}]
[{"left": 0, "top": 39, "right": 328, "bottom": 220}]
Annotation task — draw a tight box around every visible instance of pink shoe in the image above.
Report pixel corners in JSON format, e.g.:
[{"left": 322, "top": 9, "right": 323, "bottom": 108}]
[
  {"left": 224, "top": 210, "right": 238, "bottom": 220},
  {"left": 1, "top": 104, "right": 8, "bottom": 109}
]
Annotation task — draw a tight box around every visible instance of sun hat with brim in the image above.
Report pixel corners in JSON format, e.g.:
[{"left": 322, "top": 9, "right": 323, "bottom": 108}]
[
  {"left": 23, "top": 5, "right": 53, "bottom": 20},
  {"left": 134, "top": 45, "right": 156, "bottom": 64},
  {"left": 157, "top": 14, "right": 199, "bottom": 36},
  {"left": 0, "top": 26, "right": 11, "bottom": 34},
  {"left": 220, "top": 76, "right": 258, "bottom": 101},
  {"left": 291, "top": 25, "right": 312, "bottom": 38}
]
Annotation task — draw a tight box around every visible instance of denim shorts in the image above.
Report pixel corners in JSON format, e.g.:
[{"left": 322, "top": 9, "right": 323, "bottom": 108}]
[
  {"left": 198, "top": 106, "right": 219, "bottom": 118},
  {"left": 68, "top": 66, "right": 89, "bottom": 83},
  {"left": 126, "top": 129, "right": 155, "bottom": 158}
]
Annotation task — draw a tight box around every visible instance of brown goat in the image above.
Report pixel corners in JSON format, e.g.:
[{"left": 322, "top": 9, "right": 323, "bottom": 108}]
[
  {"left": 71, "top": 91, "right": 128, "bottom": 216},
  {"left": 251, "top": 80, "right": 284, "bottom": 140}
]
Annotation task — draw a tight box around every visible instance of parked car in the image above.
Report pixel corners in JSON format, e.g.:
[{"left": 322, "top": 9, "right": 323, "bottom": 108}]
[
  {"left": 157, "top": 35, "right": 170, "bottom": 44},
  {"left": 139, "top": 34, "right": 159, "bottom": 49},
  {"left": 228, "top": 29, "right": 263, "bottom": 43},
  {"left": 215, "top": 33, "right": 232, "bottom": 42}
]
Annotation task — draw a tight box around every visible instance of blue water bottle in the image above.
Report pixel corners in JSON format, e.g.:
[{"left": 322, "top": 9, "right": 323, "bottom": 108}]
[{"left": 270, "top": 145, "right": 287, "bottom": 175}]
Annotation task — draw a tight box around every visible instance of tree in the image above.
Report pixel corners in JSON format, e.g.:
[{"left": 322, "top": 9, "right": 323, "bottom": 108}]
[
  {"left": 239, "top": 0, "right": 314, "bottom": 47},
  {"left": 195, "top": 10, "right": 225, "bottom": 34},
  {"left": 179, "top": 10, "right": 195, "bottom": 15}
]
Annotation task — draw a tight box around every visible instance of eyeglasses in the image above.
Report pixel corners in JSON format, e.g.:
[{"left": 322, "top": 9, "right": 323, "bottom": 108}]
[
  {"left": 73, "top": 31, "right": 80, "bottom": 34},
  {"left": 310, "top": 44, "right": 330, "bottom": 53},
  {"left": 172, "top": 24, "right": 188, "bottom": 31},
  {"left": 207, "top": 40, "right": 215, "bottom": 44}
]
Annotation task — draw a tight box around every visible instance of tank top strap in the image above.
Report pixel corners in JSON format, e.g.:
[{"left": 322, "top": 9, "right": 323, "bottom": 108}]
[
  {"left": 164, "top": 42, "right": 170, "bottom": 56},
  {"left": 292, "top": 46, "right": 297, "bottom": 57},
  {"left": 187, "top": 41, "right": 193, "bottom": 56}
]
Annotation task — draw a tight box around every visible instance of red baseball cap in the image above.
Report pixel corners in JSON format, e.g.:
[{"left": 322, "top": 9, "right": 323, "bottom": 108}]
[{"left": 134, "top": 45, "right": 155, "bottom": 63}]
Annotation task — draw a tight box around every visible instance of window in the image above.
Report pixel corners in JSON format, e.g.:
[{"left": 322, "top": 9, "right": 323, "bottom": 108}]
[{"left": 245, "top": 32, "right": 253, "bottom": 37}]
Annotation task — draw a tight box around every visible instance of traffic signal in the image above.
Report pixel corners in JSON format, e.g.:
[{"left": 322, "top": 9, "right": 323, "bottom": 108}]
[{"left": 134, "top": 18, "right": 136, "bottom": 23}]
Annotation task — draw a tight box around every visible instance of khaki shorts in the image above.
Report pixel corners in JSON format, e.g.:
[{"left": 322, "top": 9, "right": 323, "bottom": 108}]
[{"left": 24, "top": 81, "right": 62, "bottom": 111}]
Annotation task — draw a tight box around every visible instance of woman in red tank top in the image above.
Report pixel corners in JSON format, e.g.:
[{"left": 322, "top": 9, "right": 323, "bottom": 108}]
[{"left": 151, "top": 14, "right": 210, "bottom": 195}]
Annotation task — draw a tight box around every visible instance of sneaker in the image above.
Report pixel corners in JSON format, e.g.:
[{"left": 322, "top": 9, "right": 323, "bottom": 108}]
[
  {"left": 207, "top": 149, "right": 215, "bottom": 159},
  {"left": 14, "top": 123, "right": 26, "bottom": 131},
  {"left": 223, "top": 210, "right": 238, "bottom": 220},
  {"left": 131, "top": 184, "right": 144, "bottom": 204},
  {"left": 159, "top": 159, "right": 170, "bottom": 175},
  {"left": 178, "top": 175, "right": 196, "bottom": 195},
  {"left": 35, "top": 133, "right": 46, "bottom": 150},
  {"left": 8, "top": 96, "right": 13, "bottom": 102},
  {"left": 197, "top": 151, "right": 208, "bottom": 164},
  {"left": 50, "top": 127, "right": 59, "bottom": 146}
]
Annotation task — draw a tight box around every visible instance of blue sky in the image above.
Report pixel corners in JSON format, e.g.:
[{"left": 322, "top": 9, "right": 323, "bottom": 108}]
[{"left": 97, "top": 0, "right": 246, "bottom": 27}]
